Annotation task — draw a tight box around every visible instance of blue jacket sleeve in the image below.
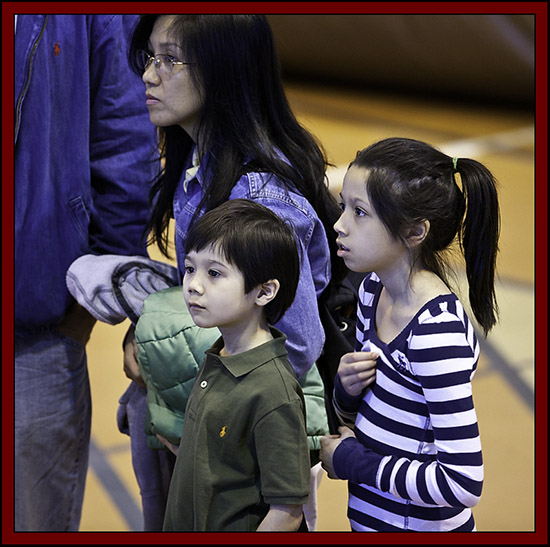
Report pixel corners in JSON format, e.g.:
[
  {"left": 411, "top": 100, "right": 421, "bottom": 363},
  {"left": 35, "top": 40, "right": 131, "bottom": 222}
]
[{"left": 87, "top": 15, "right": 159, "bottom": 256}]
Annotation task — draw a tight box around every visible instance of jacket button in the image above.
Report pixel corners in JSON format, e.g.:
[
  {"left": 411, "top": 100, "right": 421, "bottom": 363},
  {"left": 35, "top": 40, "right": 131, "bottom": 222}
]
[{"left": 200, "top": 380, "right": 208, "bottom": 388}]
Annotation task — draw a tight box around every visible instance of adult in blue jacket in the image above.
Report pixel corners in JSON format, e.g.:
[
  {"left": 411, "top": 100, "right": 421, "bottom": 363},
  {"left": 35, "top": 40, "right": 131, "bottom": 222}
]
[{"left": 14, "top": 15, "right": 158, "bottom": 531}]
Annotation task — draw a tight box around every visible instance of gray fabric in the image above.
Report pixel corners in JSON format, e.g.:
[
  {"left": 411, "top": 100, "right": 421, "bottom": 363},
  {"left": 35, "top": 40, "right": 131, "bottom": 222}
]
[{"left": 66, "top": 254, "right": 179, "bottom": 325}]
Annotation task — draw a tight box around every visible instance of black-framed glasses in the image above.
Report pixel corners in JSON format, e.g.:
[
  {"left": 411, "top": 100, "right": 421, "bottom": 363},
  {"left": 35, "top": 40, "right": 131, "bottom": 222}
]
[{"left": 137, "top": 50, "right": 192, "bottom": 75}]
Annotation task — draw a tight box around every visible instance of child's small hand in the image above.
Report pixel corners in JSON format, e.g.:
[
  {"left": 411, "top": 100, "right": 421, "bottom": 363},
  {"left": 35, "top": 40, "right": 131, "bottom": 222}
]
[
  {"left": 337, "top": 351, "right": 378, "bottom": 397},
  {"left": 320, "top": 426, "right": 356, "bottom": 479},
  {"left": 123, "top": 325, "right": 146, "bottom": 388}
]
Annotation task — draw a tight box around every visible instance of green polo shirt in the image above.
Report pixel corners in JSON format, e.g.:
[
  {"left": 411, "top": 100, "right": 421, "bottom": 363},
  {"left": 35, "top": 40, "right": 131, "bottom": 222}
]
[{"left": 163, "top": 328, "right": 310, "bottom": 532}]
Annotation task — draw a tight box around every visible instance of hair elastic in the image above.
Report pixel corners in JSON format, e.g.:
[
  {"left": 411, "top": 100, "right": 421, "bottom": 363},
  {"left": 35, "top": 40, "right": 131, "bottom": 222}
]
[{"left": 452, "top": 157, "right": 458, "bottom": 172}]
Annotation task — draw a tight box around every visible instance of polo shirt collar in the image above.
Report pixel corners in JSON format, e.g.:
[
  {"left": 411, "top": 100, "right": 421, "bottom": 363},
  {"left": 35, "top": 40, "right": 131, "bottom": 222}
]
[{"left": 206, "top": 328, "right": 289, "bottom": 378}]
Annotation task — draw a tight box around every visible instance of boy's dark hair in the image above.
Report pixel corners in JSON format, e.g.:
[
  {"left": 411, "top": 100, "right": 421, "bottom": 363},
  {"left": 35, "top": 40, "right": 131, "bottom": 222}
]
[{"left": 184, "top": 199, "right": 300, "bottom": 324}]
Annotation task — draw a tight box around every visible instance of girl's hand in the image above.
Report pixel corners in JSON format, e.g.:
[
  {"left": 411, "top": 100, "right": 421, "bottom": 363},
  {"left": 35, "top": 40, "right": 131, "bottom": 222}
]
[
  {"left": 320, "top": 426, "right": 356, "bottom": 479},
  {"left": 337, "top": 351, "right": 378, "bottom": 397}
]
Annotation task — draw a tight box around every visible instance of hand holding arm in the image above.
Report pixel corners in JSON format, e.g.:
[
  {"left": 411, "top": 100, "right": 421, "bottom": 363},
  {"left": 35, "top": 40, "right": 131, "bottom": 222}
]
[{"left": 320, "top": 426, "right": 356, "bottom": 479}]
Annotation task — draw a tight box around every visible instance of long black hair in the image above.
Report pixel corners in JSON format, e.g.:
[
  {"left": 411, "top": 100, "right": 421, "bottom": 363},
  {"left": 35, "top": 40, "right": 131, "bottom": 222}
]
[
  {"left": 351, "top": 137, "right": 500, "bottom": 335},
  {"left": 129, "top": 14, "right": 345, "bottom": 281}
]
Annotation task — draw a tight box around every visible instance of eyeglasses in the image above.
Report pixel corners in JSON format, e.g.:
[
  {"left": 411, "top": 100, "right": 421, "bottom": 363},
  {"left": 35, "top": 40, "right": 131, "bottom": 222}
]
[{"left": 137, "top": 50, "right": 192, "bottom": 75}]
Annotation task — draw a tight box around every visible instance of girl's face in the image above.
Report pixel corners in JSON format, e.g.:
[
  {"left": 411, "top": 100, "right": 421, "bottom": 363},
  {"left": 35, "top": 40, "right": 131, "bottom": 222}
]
[
  {"left": 142, "top": 16, "right": 204, "bottom": 140},
  {"left": 334, "top": 166, "right": 406, "bottom": 275},
  {"left": 183, "top": 245, "right": 259, "bottom": 332}
]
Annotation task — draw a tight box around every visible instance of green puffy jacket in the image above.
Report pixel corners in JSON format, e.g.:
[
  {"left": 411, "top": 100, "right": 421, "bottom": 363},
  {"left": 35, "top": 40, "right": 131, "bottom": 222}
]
[{"left": 135, "top": 286, "right": 329, "bottom": 459}]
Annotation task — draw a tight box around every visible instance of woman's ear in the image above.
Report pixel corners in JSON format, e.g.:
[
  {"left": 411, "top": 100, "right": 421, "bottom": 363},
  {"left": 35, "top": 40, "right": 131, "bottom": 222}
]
[
  {"left": 255, "top": 279, "right": 280, "bottom": 308},
  {"left": 405, "top": 219, "right": 430, "bottom": 248}
]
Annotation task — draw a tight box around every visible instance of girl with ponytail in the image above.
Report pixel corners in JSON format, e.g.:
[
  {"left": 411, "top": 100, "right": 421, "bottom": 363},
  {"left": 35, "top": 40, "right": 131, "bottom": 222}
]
[{"left": 320, "top": 137, "right": 500, "bottom": 532}]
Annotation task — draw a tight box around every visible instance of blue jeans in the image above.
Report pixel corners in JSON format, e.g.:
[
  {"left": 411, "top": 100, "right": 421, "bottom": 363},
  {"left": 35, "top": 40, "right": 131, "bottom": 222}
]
[{"left": 14, "top": 330, "right": 91, "bottom": 531}]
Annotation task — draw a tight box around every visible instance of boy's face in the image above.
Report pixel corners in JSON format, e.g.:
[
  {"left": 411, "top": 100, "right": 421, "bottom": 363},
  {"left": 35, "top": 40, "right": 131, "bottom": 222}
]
[{"left": 183, "top": 244, "right": 259, "bottom": 330}]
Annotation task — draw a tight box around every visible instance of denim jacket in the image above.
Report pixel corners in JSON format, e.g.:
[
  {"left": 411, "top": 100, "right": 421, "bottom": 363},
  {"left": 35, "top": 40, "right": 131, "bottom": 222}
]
[
  {"left": 14, "top": 15, "right": 158, "bottom": 333},
  {"left": 173, "top": 156, "right": 332, "bottom": 378}
]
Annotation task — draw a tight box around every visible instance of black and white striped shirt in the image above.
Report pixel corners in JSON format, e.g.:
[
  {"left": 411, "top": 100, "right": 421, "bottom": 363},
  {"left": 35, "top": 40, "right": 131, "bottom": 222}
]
[{"left": 333, "top": 272, "right": 483, "bottom": 531}]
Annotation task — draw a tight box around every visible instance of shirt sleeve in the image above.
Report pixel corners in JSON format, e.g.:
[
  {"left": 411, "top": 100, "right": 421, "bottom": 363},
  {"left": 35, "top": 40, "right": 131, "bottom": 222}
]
[{"left": 254, "top": 400, "right": 311, "bottom": 505}]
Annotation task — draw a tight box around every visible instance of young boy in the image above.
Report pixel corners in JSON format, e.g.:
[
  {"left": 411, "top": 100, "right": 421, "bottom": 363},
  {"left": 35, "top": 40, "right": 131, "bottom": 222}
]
[{"left": 162, "top": 199, "right": 311, "bottom": 532}]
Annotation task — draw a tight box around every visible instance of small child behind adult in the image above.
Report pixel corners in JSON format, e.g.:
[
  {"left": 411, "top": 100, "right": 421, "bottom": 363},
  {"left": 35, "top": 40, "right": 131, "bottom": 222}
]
[
  {"left": 161, "top": 199, "right": 310, "bottom": 532},
  {"left": 320, "top": 137, "right": 500, "bottom": 532}
]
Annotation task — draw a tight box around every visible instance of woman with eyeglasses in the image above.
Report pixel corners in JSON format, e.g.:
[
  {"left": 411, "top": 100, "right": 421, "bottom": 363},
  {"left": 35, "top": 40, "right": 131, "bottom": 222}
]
[{"left": 121, "top": 15, "right": 344, "bottom": 531}]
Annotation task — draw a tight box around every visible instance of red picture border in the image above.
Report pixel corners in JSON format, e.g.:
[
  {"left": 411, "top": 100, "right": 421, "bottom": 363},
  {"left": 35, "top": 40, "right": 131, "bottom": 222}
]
[{"left": 3, "top": 2, "right": 547, "bottom": 545}]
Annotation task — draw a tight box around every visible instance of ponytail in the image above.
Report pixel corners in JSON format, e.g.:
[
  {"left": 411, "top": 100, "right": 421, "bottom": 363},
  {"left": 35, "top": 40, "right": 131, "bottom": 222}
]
[{"left": 454, "top": 158, "right": 500, "bottom": 335}]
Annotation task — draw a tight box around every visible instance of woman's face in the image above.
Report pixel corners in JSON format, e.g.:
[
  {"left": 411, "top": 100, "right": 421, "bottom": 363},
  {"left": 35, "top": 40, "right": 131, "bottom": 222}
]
[{"left": 142, "top": 16, "right": 204, "bottom": 140}]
